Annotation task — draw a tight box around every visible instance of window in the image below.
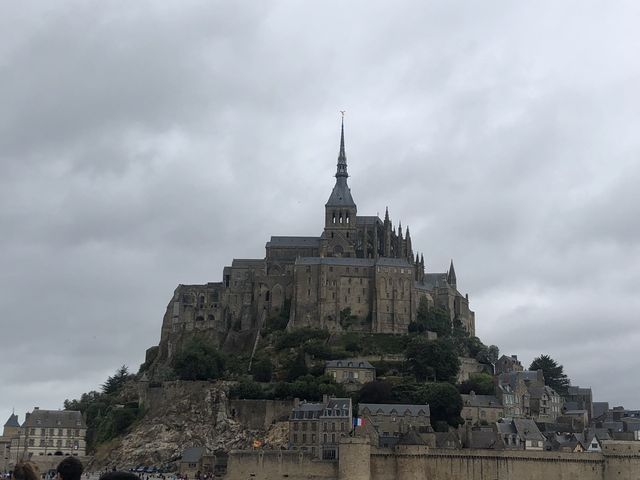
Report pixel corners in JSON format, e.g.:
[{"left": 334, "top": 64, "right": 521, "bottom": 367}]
[
  {"left": 302, "top": 434, "right": 307, "bottom": 443},
  {"left": 293, "top": 434, "right": 298, "bottom": 443},
  {"left": 293, "top": 422, "right": 298, "bottom": 430}
]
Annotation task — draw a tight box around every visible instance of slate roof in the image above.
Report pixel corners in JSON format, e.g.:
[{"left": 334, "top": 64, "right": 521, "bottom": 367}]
[
  {"left": 593, "top": 402, "right": 609, "bottom": 419},
  {"left": 296, "top": 257, "right": 374, "bottom": 267},
  {"left": 326, "top": 398, "right": 351, "bottom": 411},
  {"left": 359, "top": 403, "right": 430, "bottom": 417},
  {"left": 4, "top": 414, "right": 19, "bottom": 428},
  {"left": 325, "top": 359, "right": 375, "bottom": 370},
  {"left": 231, "top": 259, "right": 265, "bottom": 267},
  {"left": 326, "top": 177, "right": 356, "bottom": 207},
  {"left": 266, "top": 236, "right": 321, "bottom": 248},
  {"left": 356, "top": 216, "right": 382, "bottom": 226},
  {"left": 462, "top": 394, "right": 502, "bottom": 408},
  {"left": 421, "top": 273, "right": 448, "bottom": 289},
  {"left": 512, "top": 418, "right": 545, "bottom": 442},
  {"left": 469, "top": 430, "right": 503, "bottom": 450},
  {"left": 181, "top": 447, "right": 205, "bottom": 463},
  {"left": 22, "top": 410, "right": 85, "bottom": 429},
  {"left": 397, "top": 429, "right": 427, "bottom": 445},
  {"left": 375, "top": 258, "right": 412, "bottom": 267}
]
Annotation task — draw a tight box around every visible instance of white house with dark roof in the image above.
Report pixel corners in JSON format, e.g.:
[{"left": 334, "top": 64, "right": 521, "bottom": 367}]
[{"left": 14, "top": 408, "right": 86, "bottom": 459}]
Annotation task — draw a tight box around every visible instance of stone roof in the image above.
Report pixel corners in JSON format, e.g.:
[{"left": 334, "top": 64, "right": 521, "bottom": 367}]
[
  {"left": 296, "top": 257, "right": 374, "bottom": 267},
  {"left": 356, "top": 216, "right": 382, "bottom": 226},
  {"left": 397, "top": 429, "right": 426, "bottom": 445},
  {"left": 231, "top": 259, "right": 265, "bottom": 267},
  {"left": 359, "top": 403, "right": 430, "bottom": 417},
  {"left": 181, "top": 447, "right": 205, "bottom": 463},
  {"left": 325, "top": 359, "right": 375, "bottom": 370},
  {"left": 22, "top": 409, "right": 85, "bottom": 429},
  {"left": 4, "top": 414, "right": 19, "bottom": 428},
  {"left": 326, "top": 398, "right": 351, "bottom": 411},
  {"left": 512, "top": 418, "right": 545, "bottom": 442},
  {"left": 293, "top": 402, "right": 324, "bottom": 413},
  {"left": 469, "top": 430, "right": 503, "bottom": 450},
  {"left": 376, "top": 258, "right": 412, "bottom": 267},
  {"left": 422, "top": 273, "right": 448, "bottom": 289},
  {"left": 326, "top": 177, "right": 356, "bottom": 207},
  {"left": 266, "top": 236, "right": 321, "bottom": 248},
  {"left": 462, "top": 394, "right": 502, "bottom": 408}
]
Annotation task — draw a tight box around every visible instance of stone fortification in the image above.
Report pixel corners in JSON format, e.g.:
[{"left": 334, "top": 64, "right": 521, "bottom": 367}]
[
  {"left": 224, "top": 440, "right": 640, "bottom": 480},
  {"left": 145, "top": 121, "right": 475, "bottom": 377}
]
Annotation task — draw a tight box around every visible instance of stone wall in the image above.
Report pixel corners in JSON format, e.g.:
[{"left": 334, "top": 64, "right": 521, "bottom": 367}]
[
  {"left": 228, "top": 399, "right": 294, "bottom": 430},
  {"left": 225, "top": 441, "right": 640, "bottom": 480},
  {"left": 225, "top": 450, "right": 337, "bottom": 480}
]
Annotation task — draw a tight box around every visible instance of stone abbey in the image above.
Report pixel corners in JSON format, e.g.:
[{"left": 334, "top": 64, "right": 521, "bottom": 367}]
[{"left": 153, "top": 121, "right": 475, "bottom": 363}]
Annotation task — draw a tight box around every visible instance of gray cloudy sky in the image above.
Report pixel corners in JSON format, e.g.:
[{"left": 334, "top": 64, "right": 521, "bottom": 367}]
[{"left": 2, "top": 1, "right": 639, "bottom": 420}]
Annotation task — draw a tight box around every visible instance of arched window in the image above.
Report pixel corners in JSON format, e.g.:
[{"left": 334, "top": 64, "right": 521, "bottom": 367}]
[
  {"left": 346, "top": 213, "right": 350, "bottom": 224},
  {"left": 332, "top": 213, "right": 336, "bottom": 224},
  {"left": 339, "top": 214, "right": 343, "bottom": 224}
]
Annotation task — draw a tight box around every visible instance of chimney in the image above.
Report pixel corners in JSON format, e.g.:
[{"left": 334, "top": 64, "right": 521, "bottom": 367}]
[
  {"left": 34, "top": 407, "right": 39, "bottom": 410},
  {"left": 293, "top": 398, "right": 300, "bottom": 408},
  {"left": 322, "top": 394, "right": 329, "bottom": 404}
]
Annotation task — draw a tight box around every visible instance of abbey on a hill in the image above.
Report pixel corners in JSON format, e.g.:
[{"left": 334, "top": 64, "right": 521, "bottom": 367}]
[{"left": 153, "top": 121, "right": 475, "bottom": 363}]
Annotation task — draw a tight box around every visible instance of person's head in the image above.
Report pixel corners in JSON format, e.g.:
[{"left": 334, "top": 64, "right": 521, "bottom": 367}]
[
  {"left": 12, "top": 462, "right": 39, "bottom": 480},
  {"left": 98, "top": 472, "right": 140, "bottom": 480},
  {"left": 56, "top": 457, "right": 84, "bottom": 480}
]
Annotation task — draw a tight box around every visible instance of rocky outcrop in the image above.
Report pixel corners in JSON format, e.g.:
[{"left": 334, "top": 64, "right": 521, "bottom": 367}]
[{"left": 92, "top": 381, "right": 288, "bottom": 469}]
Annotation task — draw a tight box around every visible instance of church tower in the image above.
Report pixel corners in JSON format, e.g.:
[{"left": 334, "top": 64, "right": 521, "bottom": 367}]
[{"left": 323, "top": 117, "right": 357, "bottom": 257}]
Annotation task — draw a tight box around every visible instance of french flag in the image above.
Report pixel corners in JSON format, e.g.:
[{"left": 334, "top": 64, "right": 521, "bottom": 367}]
[{"left": 353, "top": 417, "right": 365, "bottom": 427}]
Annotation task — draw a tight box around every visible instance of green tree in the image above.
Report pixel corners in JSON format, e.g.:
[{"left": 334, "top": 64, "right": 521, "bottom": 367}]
[
  {"left": 428, "top": 307, "right": 451, "bottom": 336},
  {"left": 172, "top": 337, "right": 226, "bottom": 381},
  {"left": 394, "top": 381, "right": 463, "bottom": 429},
  {"left": 406, "top": 338, "right": 460, "bottom": 383},
  {"left": 285, "top": 349, "right": 308, "bottom": 381},
  {"left": 529, "top": 354, "right": 570, "bottom": 394},
  {"left": 251, "top": 357, "right": 274, "bottom": 382},
  {"left": 101, "top": 365, "right": 131, "bottom": 395},
  {"left": 357, "top": 380, "right": 395, "bottom": 404},
  {"left": 458, "top": 373, "right": 495, "bottom": 396}
]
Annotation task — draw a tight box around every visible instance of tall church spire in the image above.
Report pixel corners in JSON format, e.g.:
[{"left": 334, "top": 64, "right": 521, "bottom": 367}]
[
  {"left": 336, "top": 114, "right": 348, "bottom": 178},
  {"left": 325, "top": 114, "right": 356, "bottom": 208}
]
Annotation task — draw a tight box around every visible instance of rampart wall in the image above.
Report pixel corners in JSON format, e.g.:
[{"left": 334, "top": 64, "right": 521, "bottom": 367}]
[
  {"left": 226, "top": 450, "right": 337, "bottom": 479},
  {"left": 225, "top": 442, "right": 640, "bottom": 480}
]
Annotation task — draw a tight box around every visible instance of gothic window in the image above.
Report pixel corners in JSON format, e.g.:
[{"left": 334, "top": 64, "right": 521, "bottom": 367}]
[
  {"left": 339, "top": 213, "right": 343, "bottom": 224},
  {"left": 346, "top": 214, "right": 350, "bottom": 224},
  {"left": 332, "top": 213, "right": 336, "bottom": 224}
]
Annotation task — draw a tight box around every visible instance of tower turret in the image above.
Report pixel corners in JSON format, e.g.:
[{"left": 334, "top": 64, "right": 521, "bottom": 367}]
[
  {"left": 323, "top": 116, "right": 357, "bottom": 257},
  {"left": 447, "top": 259, "right": 457, "bottom": 289},
  {"left": 405, "top": 226, "right": 413, "bottom": 261}
]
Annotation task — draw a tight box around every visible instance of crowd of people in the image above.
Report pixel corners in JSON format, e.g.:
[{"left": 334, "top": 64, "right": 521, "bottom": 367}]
[{"left": 5, "top": 458, "right": 140, "bottom": 480}]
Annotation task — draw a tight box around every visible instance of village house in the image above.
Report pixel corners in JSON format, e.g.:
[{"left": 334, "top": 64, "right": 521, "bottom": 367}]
[
  {"left": 460, "top": 391, "right": 504, "bottom": 425},
  {"left": 289, "top": 396, "right": 352, "bottom": 460},
  {"left": 358, "top": 403, "right": 431, "bottom": 448},
  {"left": 324, "top": 359, "right": 376, "bottom": 390}
]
